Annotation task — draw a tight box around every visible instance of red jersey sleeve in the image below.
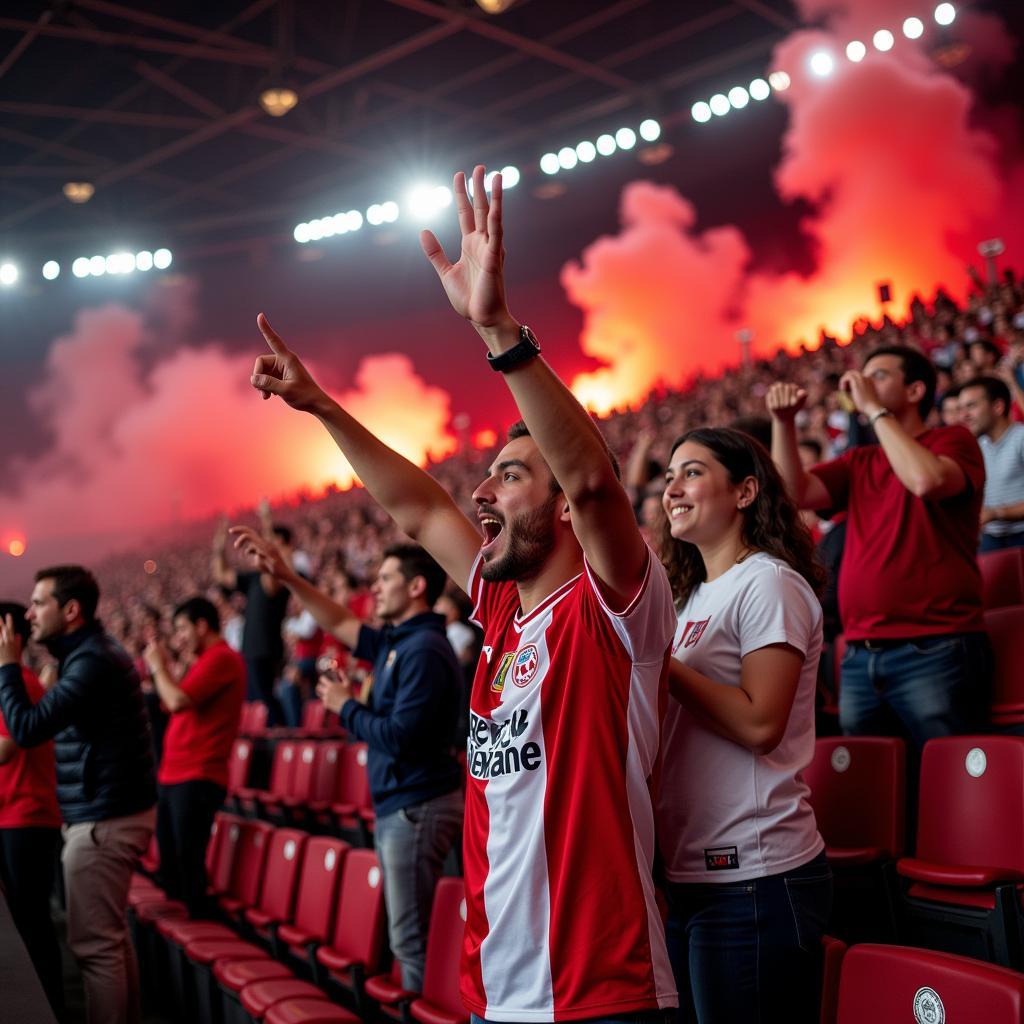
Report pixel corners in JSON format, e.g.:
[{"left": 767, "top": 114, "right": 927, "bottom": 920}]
[
  {"left": 179, "top": 646, "right": 243, "bottom": 708},
  {"left": 925, "top": 425, "right": 986, "bottom": 499},
  {"left": 810, "top": 449, "right": 855, "bottom": 511}
]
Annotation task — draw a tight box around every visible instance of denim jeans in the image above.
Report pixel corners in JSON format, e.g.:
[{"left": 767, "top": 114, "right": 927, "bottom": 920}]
[
  {"left": 838, "top": 632, "right": 992, "bottom": 750},
  {"left": 374, "top": 788, "right": 463, "bottom": 991},
  {"left": 979, "top": 531, "right": 1024, "bottom": 552},
  {"left": 665, "top": 851, "right": 833, "bottom": 1024}
]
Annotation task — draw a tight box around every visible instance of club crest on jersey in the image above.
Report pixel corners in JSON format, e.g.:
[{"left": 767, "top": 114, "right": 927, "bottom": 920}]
[
  {"left": 512, "top": 644, "right": 539, "bottom": 687},
  {"left": 676, "top": 617, "right": 711, "bottom": 651},
  {"left": 490, "top": 652, "right": 516, "bottom": 694}
]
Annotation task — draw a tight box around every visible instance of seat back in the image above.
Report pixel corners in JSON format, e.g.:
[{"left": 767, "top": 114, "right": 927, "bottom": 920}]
[
  {"left": 836, "top": 943, "right": 1024, "bottom": 1023},
  {"left": 420, "top": 877, "right": 467, "bottom": 1015},
  {"left": 268, "top": 741, "right": 299, "bottom": 797},
  {"left": 301, "top": 701, "right": 327, "bottom": 733},
  {"left": 916, "top": 736, "right": 1024, "bottom": 873},
  {"left": 804, "top": 737, "right": 906, "bottom": 858},
  {"left": 290, "top": 741, "right": 319, "bottom": 801},
  {"left": 257, "top": 828, "right": 308, "bottom": 921},
  {"left": 328, "top": 849, "right": 387, "bottom": 971},
  {"left": 336, "top": 743, "right": 372, "bottom": 810},
  {"left": 819, "top": 935, "right": 846, "bottom": 1024},
  {"left": 986, "top": 606, "right": 1024, "bottom": 715},
  {"left": 229, "top": 819, "right": 274, "bottom": 907},
  {"left": 979, "top": 547, "right": 1024, "bottom": 611},
  {"left": 205, "top": 814, "right": 225, "bottom": 875},
  {"left": 240, "top": 701, "right": 269, "bottom": 737},
  {"left": 312, "top": 742, "right": 345, "bottom": 804},
  {"left": 291, "top": 837, "right": 349, "bottom": 943},
  {"left": 227, "top": 738, "right": 253, "bottom": 793},
  {"left": 209, "top": 813, "right": 245, "bottom": 894}
]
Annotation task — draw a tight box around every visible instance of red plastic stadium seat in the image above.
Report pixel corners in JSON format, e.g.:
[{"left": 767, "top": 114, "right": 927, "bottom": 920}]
[
  {"left": 240, "top": 977, "right": 326, "bottom": 1018},
  {"left": 835, "top": 944, "right": 1024, "bottom": 1023},
  {"left": 239, "top": 741, "right": 299, "bottom": 818},
  {"left": 239, "top": 701, "right": 270, "bottom": 738},
  {"left": 804, "top": 737, "right": 906, "bottom": 864},
  {"left": 897, "top": 736, "right": 1024, "bottom": 966},
  {"left": 987, "top": 606, "right": 1024, "bottom": 721},
  {"left": 306, "top": 741, "right": 346, "bottom": 822},
  {"left": 819, "top": 935, "right": 845, "bottom": 1024},
  {"left": 278, "top": 741, "right": 320, "bottom": 817},
  {"left": 364, "top": 960, "right": 414, "bottom": 1020},
  {"left": 242, "top": 828, "right": 306, "bottom": 942},
  {"left": 408, "top": 877, "right": 469, "bottom": 1024},
  {"left": 312, "top": 848, "right": 387, "bottom": 1011},
  {"left": 228, "top": 738, "right": 254, "bottom": 794},
  {"left": 276, "top": 837, "right": 348, "bottom": 963},
  {"left": 979, "top": 548, "right": 1024, "bottom": 611},
  {"left": 264, "top": 998, "right": 359, "bottom": 1024}
]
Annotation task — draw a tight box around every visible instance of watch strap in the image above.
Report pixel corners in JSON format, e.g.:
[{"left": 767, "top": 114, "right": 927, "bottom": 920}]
[{"left": 487, "top": 326, "right": 541, "bottom": 373}]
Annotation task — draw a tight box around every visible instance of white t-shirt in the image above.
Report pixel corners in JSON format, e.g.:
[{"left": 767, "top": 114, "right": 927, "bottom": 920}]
[{"left": 657, "top": 553, "right": 824, "bottom": 883}]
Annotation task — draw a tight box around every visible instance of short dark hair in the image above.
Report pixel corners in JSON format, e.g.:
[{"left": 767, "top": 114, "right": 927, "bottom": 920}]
[
  {"left": 968, "top": 338, "right": 1001, "bottom": 362},
  {"left": 939, "top": 386, "right": 962, "bottom": 405},
  {"left": 798, "top": 438, "right": 823, "bottom": 461},
  {"left": 272, "top": 524, "right": 293, "bottom": 546},
  {"left": 173, "top": 596, "right": 221, "bottom": 633},
  {"left": 506, "top": 419, "right": 622, "bottom": 485},
  {"left": 382, "top": 543, "right": 448, "bottom": 606},
  {"left": 35, "top": 565, "right": 100, "bottom": 622},
  {"left": 961, "top": 376, "right": 1012, "bottom": 416},
  {"left": 0, "top": 602, "right": 29, "bottom": 645},
  {"left": 863, "top": 345, "right": 937, "bottom": 418}
]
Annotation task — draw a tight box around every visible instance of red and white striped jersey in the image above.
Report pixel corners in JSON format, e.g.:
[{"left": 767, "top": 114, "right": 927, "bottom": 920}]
[{"left": 463, "top": 550, "right": 677, "bottom": 1022}]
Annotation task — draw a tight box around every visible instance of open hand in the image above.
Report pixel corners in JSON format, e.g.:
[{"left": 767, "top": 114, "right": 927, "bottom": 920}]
[
  {"left": 419, "top": 165, "right": 516, "bottom": 336},
  {"left": 229, "top": 526, "right": 291, "bottom": 579},
  {"left": 250, "top": 314, "right": 331, "bottom": 414},
  {"left": 0, "top": 614, "right": 21, "bottom": 667}
]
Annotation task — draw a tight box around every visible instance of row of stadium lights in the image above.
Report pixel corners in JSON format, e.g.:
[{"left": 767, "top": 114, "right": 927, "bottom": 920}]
[
  {"left": 0, "top": 248, "right": 173, "bottom": 287},
  {"left": 691, "top": 4, "right": 957, "bottom": 122},
  {"left": 0, "top": 4, "right": 956, "bottom": 283}
]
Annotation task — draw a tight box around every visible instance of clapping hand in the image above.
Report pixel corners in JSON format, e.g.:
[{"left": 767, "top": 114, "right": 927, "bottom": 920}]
[
  {"left": 0, "top": 614, "right": 22, "bottom": 668},
  {"left": 316, "top": 661, "right": 353, "bottom": 713}
]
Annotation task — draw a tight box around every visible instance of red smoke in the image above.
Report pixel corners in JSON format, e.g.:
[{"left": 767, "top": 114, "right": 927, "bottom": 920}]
[
  {"left": 564, "top": 8, "right": 1021, "bottom": 410},
  {"left": 0, "top": 293, "right": 456, "bottom": 563}
]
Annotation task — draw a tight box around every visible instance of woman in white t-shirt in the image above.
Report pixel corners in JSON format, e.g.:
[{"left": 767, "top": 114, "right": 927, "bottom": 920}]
[{"left": 655, "top": 426, "right": 831, "bottom": 1024}]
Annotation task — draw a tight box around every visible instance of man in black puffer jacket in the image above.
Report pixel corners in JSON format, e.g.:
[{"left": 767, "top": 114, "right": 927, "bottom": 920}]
[{"left": 0, "top": 564, "right": 156, "bottom": 1024}]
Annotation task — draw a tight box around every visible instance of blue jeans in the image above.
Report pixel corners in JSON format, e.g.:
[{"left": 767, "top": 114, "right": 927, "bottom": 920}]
[
  {"left": 665, "top": 851, "right": 832, "bottom": 1024},
  {"left": 980, "top": 531, "right": 1024, "bottom": 552},
  {"left": 374, "top": 788, "right": 463, "bottom": 991},
  {"left": 838, "top": 633, "right": 992, "bottom": 750}
]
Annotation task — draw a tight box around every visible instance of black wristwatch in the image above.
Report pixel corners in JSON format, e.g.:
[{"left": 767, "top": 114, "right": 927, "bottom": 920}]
[{"left": 487, "top": 325, "right": 541, "bottom": 373}]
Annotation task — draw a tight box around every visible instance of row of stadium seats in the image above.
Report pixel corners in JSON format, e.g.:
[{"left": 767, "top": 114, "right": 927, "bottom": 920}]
[
  {"left": 126, "top": 814, "right": 472, "bottom": 1024},
  {"left": 980, "top": 546, "right": 1024, "bottom": 612},
  {"left": 237, "top": 701, "right": 346, "bottom": 741}
]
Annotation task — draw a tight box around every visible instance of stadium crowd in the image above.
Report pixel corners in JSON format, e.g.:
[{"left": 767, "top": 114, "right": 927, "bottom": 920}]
[{"left": 2, "top": 162, "right": 1024, "bottom": 1024}]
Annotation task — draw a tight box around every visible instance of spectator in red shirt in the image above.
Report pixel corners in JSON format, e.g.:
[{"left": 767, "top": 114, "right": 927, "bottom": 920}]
[
  {"left": 0, "top": 601, "right": 64, "bottom": 1017},
  {"left": 768, "top": 346, "right": 992, "bottom": 750},
  {"left": 143, "top": 596, "right": 246, "bottom": 918}
]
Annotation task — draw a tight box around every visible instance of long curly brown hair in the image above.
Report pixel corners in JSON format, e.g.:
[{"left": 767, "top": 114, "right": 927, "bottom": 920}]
[{"left": 656, "top": 427, "right": 826, "bottom": 609}]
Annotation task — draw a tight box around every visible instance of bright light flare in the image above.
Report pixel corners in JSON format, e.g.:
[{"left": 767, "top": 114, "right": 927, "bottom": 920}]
[
  {"left": 557, "top": 146, "right": 578, "bottom": 170},
  {"left": 934, "top": 3, "right": 956, "bottom": 27},
  {"left": 639, "top": 119, "right": 661, "bottom": 141},
  {"left": 728, "top": 86, "right": 749, "bottom": 109},
  {"left": 615, "top": 127, "right": 636, "bottom": 149},
  {"left": 691, "top": 101, "right": 712, "bottom": 123},
  {"left": 500, "top": 166, "right": 520, "bottom": 188},
  {"left": 406, "top": 185, "right": 452, "bottom": 220},
  {"left": 72, "top": 257, "right": 90, "bottom": 278},
  {"left": 810, "top": 51, "right": 835, "bottom": 76},
  {"left": 846, "top": 40, "right": 867, "bottom": 62},
  {"left": 136, "top": 250, "right": 154, "bottom": 270},
  {"left": 709, "top": 94, "right": 730, "bottom": 117},
  {"left": 576, "top": 140, "right": 597, "bottom": 163},
  {"left": 0, "top": 263, "right": 18, "bottom": 286},
  {"left": 8, "top": 539, "right": 25, "bottom": 557},
  {"left": 596, "top": 134, "right": 617, "bottom": 156},
  {"left": 903, "top": 16, "right": 924, "bottom": 39},
  {"left": 42, "top": 260, "right": 60, "bottom": 280},
  {"left": 153, "top": 248, "right": 172, "bottom": 270},
  {"left": 749, "top": 79, "right": 770, "bottom": 101},
  {"left": 540, "top": 152, "right": 560, "bottom": 175},
  {"left": 768, "top": 70, "right": 790, "bottom": 91},
  {"left": 873, "top": 29, "right": 895, "bottom": 51}
]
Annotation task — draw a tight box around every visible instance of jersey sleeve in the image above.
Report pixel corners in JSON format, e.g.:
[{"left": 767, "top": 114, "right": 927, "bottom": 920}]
[
  {"left": 178, "top": 649, "right": 240, "bottom": 707},
  {"left": 928, "top": 425, "right": 986, "bottom": 498},
  {"left": 582, "top": 546, "right": 676, "bottom": 663},
  {"left": 810, "top": 450, "right": 854, "bottom": 511},
  {"left": 734, "top": 565, "right": 821, "bottom": 659}
]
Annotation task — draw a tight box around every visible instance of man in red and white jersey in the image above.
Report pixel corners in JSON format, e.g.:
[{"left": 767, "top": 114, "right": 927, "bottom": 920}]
[{"left": 245, "top": 164, "right": 678, "bottom": 1023}]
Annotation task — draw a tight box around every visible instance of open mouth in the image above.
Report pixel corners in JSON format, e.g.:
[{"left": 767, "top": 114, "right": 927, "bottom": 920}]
[
  {"left": 669, "top": 504, "right": 693, "bottom": 520},
  {"left": 479, "top": 515, "right": 505, "bottom": 556}
]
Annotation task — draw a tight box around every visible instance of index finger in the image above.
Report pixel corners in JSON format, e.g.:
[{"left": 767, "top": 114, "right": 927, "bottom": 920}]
[{"left": 257, "top": 312, "right": 289, "bottom": 356}]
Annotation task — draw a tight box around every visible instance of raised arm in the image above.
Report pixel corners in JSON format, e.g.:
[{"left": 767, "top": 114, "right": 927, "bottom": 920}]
[
  {"left": 210, "top": 517, "right": 238, "bottom": 590},
  {"left": 840, "top": 370, "right": 966, "bottom": 500},
  {"left": 420, "top": 166, "right": 647, "bottom": 607},
  {"left": 229, "top": 526, "right": 364, "bottom": 650},
  {"left": 766, "top": 384, "right": 833, "bottom": 510},
  {"left": 248, "top": 319, "right": 481, "bottom": 590}
]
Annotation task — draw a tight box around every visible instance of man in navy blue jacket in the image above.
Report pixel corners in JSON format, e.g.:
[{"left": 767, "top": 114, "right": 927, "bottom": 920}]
[{"left": 229, "top": 531, "right": 463, "bottom": 990}]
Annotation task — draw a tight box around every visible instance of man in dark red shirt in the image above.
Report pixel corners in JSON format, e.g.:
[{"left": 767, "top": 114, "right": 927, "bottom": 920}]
[
  {"left": 768, "top": 346, "right": 991, "bottom": 749},
  {"left": 0, "top": 601, "right": 63, "bottom": 1016},
  {"left": 143, "top": 596, "right": 246, "bottom": 918}
]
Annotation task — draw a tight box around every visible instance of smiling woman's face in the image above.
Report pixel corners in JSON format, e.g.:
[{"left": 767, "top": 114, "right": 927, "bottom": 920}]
[{"left": 662, "top": 441, "right": 744, "bottom": 547}]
